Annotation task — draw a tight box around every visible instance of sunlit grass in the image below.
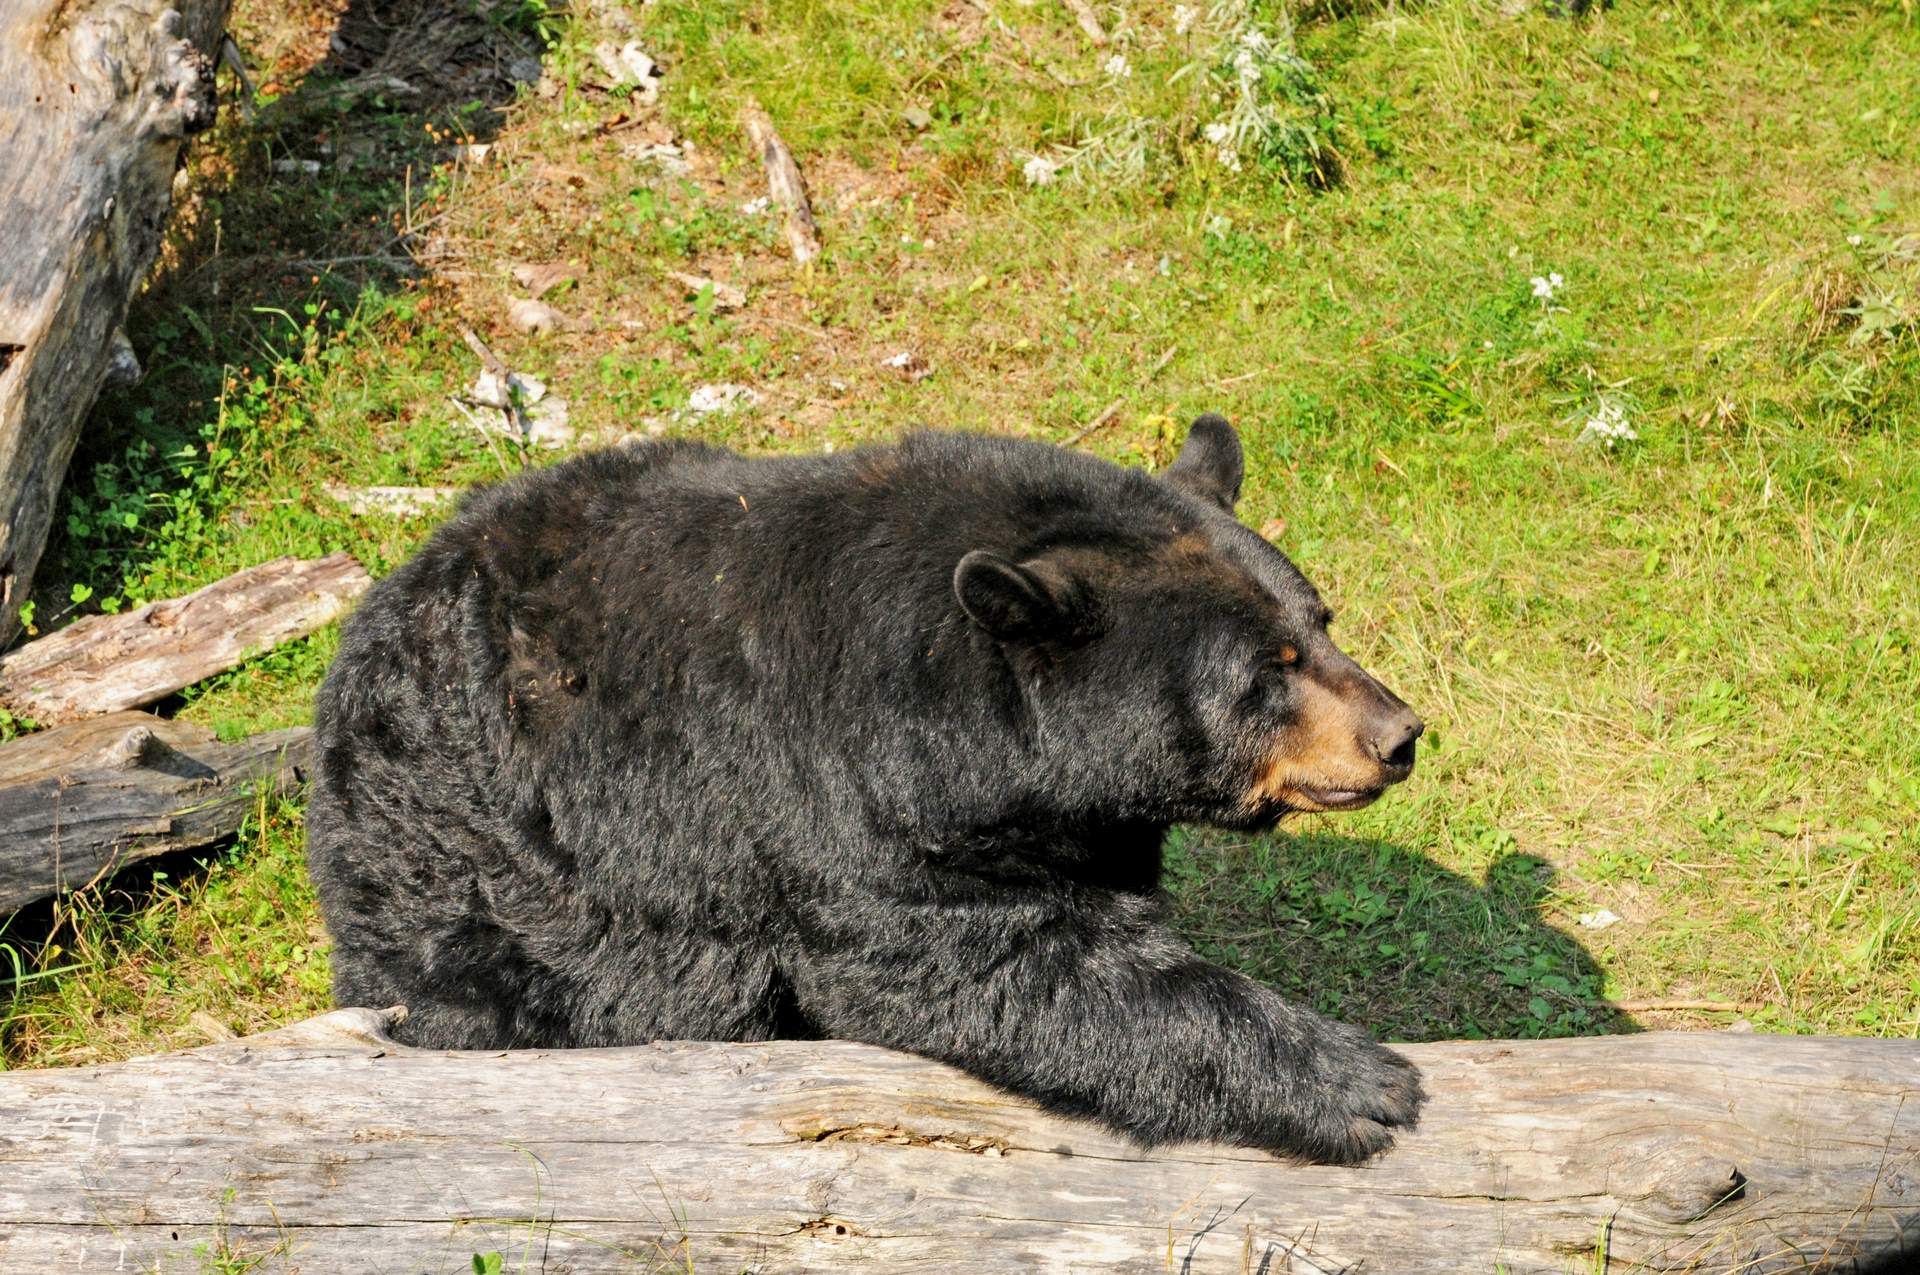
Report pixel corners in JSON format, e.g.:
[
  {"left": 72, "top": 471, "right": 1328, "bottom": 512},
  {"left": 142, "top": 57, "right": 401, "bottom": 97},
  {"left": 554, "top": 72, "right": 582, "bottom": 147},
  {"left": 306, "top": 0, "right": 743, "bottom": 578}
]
[{"left": 4, "top": 0, "right": 1916, "bottom": 1065}]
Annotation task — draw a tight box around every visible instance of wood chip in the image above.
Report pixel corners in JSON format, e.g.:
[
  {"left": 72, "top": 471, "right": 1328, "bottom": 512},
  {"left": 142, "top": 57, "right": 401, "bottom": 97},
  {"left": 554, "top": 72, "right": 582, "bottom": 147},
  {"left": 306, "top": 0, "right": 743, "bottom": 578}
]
[
  {"left": 509, "top": 262, "right": 580, "bottom": 298},
  {"left": 1062, "top": 0, "right": 1108, "bottom": 45},
  {"left": 507, "top": 298, "right": 565, "bottom": 334},
  {"left": 325, "top": 486, "right": 459, "bottom": 517}
]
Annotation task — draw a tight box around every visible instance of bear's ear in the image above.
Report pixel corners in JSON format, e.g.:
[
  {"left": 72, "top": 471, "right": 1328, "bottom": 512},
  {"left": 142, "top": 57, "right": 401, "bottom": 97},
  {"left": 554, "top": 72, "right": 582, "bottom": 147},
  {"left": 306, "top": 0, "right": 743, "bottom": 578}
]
[
  {"left": 1164, "top": 413, "right": 1243, "bottom": 511},
  {"left": 953, "top": 550, "right": 1074, "bottom": 643}
]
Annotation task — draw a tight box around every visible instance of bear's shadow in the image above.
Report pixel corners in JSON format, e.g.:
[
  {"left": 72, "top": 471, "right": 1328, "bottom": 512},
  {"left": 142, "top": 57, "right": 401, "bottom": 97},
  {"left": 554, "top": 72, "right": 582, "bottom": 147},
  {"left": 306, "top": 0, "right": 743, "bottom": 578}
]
[{"left": 1167, "top": 830, "right": 1634, "bottom": 1041}]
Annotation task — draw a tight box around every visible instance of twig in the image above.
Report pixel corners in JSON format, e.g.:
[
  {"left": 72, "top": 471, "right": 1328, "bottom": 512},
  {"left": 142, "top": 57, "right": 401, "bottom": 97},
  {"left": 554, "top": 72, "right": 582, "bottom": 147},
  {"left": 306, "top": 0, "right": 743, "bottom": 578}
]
[
  {"left": 448, "top": 396, "right": 512, "bottom": 477},
  {"left": 741, "top": 103, "right": 820, "bottom": 266},
  {"left": 460, "top": 326, "right": 509, "bottom": 380},
  {"left": 1613, "top": 1000, "right": 1764, "bottom": 1014},
  {"left": 1064, "top": 397, "right": 1122, "bottom": 447},
  {"left": 1064, "top": 347, "right": 1175, "bottom": 447}
]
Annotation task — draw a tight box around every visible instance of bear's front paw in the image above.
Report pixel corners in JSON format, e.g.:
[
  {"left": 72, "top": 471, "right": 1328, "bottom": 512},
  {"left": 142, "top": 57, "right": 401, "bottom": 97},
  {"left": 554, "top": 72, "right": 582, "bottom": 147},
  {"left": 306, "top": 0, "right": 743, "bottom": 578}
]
[{"left": 1276, "top": 1027, "right": 1425, "bottom": 1166}]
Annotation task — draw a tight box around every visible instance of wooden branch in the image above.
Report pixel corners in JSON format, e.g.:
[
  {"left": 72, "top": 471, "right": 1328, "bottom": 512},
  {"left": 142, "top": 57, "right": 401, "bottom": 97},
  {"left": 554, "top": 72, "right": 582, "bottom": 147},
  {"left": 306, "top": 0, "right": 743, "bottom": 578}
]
[
  {"left": 0, "top": 0, "right": 231, "bottom": 645},
  {"left": 742, "top": 104, "right": 822, "bottom": 266},
  {"left": 0, "top": 1009, "right": 1911, "bottom": 1272},
  {"left": 0, "top": 711, "right": 310, "bottom": 912},
  {"left": 0, "top": 553, "right": 369, "bottom": 724},
  {"left": 1062, "top": 0, "right": 1109, "bottom": 46}
]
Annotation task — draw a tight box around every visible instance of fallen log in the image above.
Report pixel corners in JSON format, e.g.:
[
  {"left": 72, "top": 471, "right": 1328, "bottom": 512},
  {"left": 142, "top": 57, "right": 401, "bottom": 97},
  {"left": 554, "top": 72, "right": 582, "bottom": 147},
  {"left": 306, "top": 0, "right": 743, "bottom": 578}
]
[
  {"left": 0, "top": 552, "right": 369, "bottom": 724},
  {"left": 0, "top": 0, "right": 230, "bottom": 646},
  {"left": 0, "top": 1007, "right": 1910, "bottom": 1272},
  {"left": 0, "top": 711, "right": 310, "bottom": 913}
]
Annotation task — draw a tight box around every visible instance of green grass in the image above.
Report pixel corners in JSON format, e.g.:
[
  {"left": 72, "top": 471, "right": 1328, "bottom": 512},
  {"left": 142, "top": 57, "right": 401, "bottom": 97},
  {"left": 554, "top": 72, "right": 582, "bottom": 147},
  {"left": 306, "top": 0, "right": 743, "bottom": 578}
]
[{"left": 3, "top": 0, "right": 1917, "bottom": 1067}]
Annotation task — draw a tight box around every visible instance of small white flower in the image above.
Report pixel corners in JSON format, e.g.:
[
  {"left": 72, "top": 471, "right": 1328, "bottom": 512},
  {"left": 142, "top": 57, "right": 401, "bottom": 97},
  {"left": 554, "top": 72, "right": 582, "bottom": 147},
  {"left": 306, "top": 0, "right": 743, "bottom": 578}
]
[
  {"left": 1847, "top": 233, "right": 1864, "bottom": 246},
  {"left": 1217, "top": 146, "right": 1242, "bottom": 171},
  {"left": 1204, "top": 213, "right": 1232, "bottom": 238},
  {"left": 1530, "top": 274, "right": 1557, "bottom": 301},
  {"left": 1022, "top": 155, "right": 1056, "bottom": 186},
  {"left": 1203, "top": 121, "right": 1233, "bottom": 145},
  {"left": 1157, "top": 255, "right": 1172, "bottom": 276},
  {"left": 1239, "top": 29, "right": 1270, "bottom": 53},
  {"left": 1104, "top": 53, "right": 1132, "bottom": 79},
  {"left": 1233, "top": 47, "right": 1258, "bottom": 85},
  {"left": 1173, "top": 4, "right": 1197, "bottom": 35},
  {"left": 740, "top": 196, "right": 770, "bottom": 216},
  {"left": 1576, "top": 397, "right": 1638, "bottom": 448}
]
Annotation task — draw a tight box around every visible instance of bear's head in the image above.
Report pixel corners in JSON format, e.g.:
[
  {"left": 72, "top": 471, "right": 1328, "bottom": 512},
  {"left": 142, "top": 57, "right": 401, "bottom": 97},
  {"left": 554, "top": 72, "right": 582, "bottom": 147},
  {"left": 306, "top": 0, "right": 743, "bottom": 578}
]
[{"left": 952, "top": 415, "right": 1422, "bottom": 830}]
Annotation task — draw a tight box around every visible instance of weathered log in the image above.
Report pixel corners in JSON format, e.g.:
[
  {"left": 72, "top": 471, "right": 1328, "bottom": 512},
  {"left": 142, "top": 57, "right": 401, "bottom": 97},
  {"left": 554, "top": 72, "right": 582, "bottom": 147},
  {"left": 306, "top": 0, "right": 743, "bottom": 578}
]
[
  {"left": 0, "top": 1007, "right": 1911, "bottom": 1272},
  {"left": 0, "top": 0, "right": 231, "bottom": 646},
  {"left": 743, "top": 104, "right": 822, "bottom": 266},
  {"left": 0, "top": 711, "right": 310, "bottom": 912},
  {"left": 0, "top": 552, "right": 369, "bottom": 724}
]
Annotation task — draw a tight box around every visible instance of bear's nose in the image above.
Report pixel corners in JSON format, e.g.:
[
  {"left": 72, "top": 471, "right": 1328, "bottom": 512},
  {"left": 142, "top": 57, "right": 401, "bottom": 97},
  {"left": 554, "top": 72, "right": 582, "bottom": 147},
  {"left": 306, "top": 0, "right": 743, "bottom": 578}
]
[{"left": 1368, "top": 710, "right": 1424, "bottom": 772}]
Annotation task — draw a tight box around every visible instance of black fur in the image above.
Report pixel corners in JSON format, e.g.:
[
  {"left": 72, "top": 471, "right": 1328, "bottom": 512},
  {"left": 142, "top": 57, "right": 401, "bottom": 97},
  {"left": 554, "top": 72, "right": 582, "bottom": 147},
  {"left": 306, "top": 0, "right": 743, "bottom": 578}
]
[{"left": 308, "top": 422, "right": 1426, "bottom": 1164}]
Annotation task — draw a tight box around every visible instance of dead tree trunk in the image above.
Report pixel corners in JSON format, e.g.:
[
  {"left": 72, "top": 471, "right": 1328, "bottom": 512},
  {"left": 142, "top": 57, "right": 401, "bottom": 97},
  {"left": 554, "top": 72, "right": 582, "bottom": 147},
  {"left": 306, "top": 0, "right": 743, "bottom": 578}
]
[
  {"left": 0, "top": 711, "right": 310, "bottom": 912},
  {"left": 0, "top": 0, "right": 230, "bottom": 646},
  {"left": 0, "top": 1007, "right": 1911, "bottom": 1272}
]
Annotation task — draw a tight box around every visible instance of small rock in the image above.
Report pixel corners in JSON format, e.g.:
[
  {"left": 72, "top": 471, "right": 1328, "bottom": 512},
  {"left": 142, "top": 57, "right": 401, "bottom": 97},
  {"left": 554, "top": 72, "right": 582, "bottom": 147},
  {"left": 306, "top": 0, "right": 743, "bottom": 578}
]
[
  {"left": 508, "top": 298, "right": 565, "bottom": 335},
  {"left": 881, "top": 350, "right": 932, "bottom": 382},
  {"left": 510, "top": 262, "right": 580, "bottom": 298},
  {"left": 1577, "top": 909, "right": 1622, "bottom": 931},
  {"left": 687, "top": 383, "right": 760, "bottom": 415},
  {"left": 621, "top": 139, "right": 689, "bottom": 176},
  {"left": 903, "top": 105, "right": 932, "bottom": 131},
  {"left": 593, "top": 40, "right": 662, "bottom": 104},
  {"left": 525, "top": 397, "right": 574, "bottom": 447},
  {"left": 468, "top": 368, "right": 548, "bottom": 410},
  {"left": 668, "top": 271, "right": 746, "bottom": 311},
  {"left": 506, "top": 57, "right": 544, "bottom": 85},
  {"left": 103, "top": 328, "right": 142, "bottom": 388}
]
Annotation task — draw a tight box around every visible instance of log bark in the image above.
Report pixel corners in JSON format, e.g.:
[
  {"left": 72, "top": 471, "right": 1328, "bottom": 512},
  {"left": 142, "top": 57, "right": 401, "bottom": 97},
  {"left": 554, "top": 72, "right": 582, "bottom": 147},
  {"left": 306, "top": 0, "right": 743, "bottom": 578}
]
[
  {"left": 0, "top": 0, "right": 231, "bottom": 646},
  {"left": 0, "top": 552, "right": 369, "bottom": 723},
  {"left": 0, "top": 1008, "right": 1911, "bottom": 1272},
  {"left": 0, "top": 711, "right": 310, "bottom": 912}
]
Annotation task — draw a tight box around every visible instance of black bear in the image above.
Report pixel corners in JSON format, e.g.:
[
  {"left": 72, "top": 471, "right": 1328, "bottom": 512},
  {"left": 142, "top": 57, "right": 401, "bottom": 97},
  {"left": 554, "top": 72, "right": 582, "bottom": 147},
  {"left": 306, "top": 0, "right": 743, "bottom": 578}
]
[{"left": 307, "top": 417, "right": 1426, "bottom": 1164}]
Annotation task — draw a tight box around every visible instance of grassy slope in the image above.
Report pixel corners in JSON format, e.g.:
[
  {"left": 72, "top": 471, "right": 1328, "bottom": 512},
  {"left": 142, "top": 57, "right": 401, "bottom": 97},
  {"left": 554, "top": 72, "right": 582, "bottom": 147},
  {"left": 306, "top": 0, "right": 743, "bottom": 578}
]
[{"left": 3, "top": 0, "right": 1916, "bottom": 1067}]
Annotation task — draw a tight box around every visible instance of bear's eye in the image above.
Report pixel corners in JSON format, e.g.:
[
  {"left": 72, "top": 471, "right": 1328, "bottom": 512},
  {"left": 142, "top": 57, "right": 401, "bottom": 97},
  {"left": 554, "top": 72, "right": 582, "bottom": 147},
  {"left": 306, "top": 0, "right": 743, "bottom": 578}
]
[{"left": 1242, "top": 646, "right": 1300, "bottom": 710}]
